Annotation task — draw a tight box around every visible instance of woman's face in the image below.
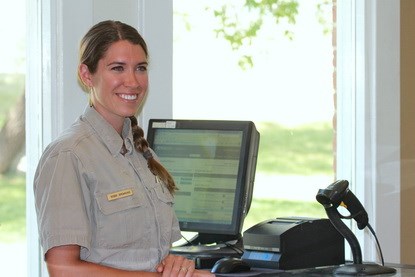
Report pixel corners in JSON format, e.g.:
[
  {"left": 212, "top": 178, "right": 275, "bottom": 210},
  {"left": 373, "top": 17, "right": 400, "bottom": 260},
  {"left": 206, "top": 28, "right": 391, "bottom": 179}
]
[{"left": 80, "top": 40, "right": 148, "bottom": 130}]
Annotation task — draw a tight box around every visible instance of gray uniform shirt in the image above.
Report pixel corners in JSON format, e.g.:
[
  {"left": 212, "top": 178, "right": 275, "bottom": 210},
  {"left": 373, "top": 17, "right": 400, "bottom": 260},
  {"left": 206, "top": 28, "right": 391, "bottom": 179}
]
[{"left": 34, "top": 106, "right": 181, "bottom": 271}]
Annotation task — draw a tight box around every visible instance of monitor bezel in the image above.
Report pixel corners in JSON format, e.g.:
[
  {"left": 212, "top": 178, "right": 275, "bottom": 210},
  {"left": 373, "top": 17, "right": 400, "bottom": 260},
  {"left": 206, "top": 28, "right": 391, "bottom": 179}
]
[{"left": 146, "top": 119, "right": 259, "bottom": 243}]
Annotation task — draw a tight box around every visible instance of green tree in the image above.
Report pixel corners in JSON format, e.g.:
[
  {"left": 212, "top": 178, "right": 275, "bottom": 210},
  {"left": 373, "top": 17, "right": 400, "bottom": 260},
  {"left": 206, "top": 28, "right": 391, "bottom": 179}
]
[{"left": 209, "top": 0, "right": 331, "bottom": 69}]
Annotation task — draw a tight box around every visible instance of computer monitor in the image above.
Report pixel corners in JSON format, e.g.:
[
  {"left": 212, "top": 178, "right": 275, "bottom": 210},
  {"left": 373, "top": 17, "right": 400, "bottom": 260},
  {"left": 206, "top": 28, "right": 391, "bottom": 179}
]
[{"left": 146, "top": 119, "right": 260, "bottom": 245}]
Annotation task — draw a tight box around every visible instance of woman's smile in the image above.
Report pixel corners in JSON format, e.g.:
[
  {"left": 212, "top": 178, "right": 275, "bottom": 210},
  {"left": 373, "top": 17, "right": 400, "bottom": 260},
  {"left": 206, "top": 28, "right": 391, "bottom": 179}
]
[{"left": 118, "top": 93, "right": 138, "bottom": 101}]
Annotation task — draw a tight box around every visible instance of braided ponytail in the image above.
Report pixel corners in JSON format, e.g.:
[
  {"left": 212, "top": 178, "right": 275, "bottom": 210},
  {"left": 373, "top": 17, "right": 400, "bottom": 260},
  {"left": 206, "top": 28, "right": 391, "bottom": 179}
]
[{"left": 129, "top": 116, "right": 177, "bottom": 194}]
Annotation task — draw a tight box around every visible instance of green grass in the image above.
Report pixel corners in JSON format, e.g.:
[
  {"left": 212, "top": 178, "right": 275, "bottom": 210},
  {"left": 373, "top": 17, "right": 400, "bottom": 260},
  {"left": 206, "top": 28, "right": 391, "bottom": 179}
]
[
  {"left": 244, "top": 198, "right": 326, "bottom": 231},
  {"left": 0, "top": 74, "right": 26, "bottom": 242},
  {"left": 256, "top": 121, "right": 334, "bottom": 175},
  {"left": 0, "top": 173, "right": 26, "bottom": 242}
]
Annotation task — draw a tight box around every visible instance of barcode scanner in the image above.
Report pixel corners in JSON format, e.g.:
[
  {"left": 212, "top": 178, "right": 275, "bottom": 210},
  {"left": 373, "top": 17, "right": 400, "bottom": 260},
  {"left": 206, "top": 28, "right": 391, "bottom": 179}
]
[
  {"left": 316, "top": 180, "right": 396, "bottom": 275},
  {"left": 316, "top": 179, "right": 368, "bottom": 230}
]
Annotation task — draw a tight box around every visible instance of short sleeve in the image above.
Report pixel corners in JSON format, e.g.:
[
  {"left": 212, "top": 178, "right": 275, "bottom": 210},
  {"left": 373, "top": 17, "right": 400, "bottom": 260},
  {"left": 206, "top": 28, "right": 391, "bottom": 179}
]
[{"left": 34, "top": 149, "right": 91, "bottom": 257}]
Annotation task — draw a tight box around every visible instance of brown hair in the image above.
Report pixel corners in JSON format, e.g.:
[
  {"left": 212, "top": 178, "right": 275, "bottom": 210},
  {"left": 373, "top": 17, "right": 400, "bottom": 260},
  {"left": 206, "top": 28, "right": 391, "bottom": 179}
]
[
  {"left": 129, "top": 116, "right": 177, "bottom": 194},
  {"left": 79, "top": 20, "right": 177, "bottom": 194}
]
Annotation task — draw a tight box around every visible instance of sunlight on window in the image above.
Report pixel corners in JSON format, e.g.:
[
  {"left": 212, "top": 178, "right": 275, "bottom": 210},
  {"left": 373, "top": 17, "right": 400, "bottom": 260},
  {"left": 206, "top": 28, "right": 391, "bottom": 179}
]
[
  {"left": 173, "top": 0, "right": 334, "bottom": 226},
  {"left": 0, "top": 1, "right": 27, "bottom": 276}
]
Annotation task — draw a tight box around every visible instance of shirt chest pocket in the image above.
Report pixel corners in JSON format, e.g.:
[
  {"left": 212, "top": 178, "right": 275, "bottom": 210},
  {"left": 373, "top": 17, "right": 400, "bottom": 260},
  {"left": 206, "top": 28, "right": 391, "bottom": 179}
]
[
  {"left": 152, "top": 185, "right": 178, "bottom": 245},
  {"left": 94, "top": 187, "right": 149, "bottom": 248}
]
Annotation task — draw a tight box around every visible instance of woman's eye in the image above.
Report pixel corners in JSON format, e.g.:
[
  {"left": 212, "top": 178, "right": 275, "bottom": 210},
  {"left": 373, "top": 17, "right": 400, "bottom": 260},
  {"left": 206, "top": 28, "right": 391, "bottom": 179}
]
[
  {"left": 137, "top": 65, "right": 147, "bottom": 72},
  {"left": 111, "top": 66, "right": 124, "bottom": 72}
]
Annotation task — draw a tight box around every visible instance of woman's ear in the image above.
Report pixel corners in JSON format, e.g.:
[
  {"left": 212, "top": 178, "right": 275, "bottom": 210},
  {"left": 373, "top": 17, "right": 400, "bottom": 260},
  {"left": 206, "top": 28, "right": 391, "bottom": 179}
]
[{"left": 79, "top": 64, "right": 93, "bottom": 88}]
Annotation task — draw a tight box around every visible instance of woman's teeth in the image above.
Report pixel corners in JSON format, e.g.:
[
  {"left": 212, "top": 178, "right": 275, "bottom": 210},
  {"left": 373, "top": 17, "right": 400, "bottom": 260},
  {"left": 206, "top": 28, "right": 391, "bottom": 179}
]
[{"left": 119, "top": 94, "right": 137, "bottom": 100}]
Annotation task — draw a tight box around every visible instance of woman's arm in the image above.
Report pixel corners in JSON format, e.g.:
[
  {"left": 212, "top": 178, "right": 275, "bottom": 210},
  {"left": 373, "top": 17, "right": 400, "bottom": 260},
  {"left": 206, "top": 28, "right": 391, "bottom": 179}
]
[
  {"left": 45, "top": 245, "right": 159, "bottom": 277},
  {"left": 46, "top": 245, "right": 214, "bottom": 277}
]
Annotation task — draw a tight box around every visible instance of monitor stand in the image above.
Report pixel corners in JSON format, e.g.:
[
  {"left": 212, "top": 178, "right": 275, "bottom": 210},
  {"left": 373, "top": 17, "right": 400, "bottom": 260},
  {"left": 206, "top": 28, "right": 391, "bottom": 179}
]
[
  {"left": 186, "top": 233, "right": 241, "bottom": 245},
  {"left": 170, "top": 233, "right": 243, "bottom": 269},
  {"left": 333, "top": 263, "right": 397, "bottom": 275}
]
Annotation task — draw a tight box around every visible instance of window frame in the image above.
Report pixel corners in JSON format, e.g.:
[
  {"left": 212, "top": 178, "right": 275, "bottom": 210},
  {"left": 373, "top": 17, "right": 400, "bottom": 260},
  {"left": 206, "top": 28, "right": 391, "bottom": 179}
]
[{"left": 336, "top": 0, "right": 400, "bottom": 262}]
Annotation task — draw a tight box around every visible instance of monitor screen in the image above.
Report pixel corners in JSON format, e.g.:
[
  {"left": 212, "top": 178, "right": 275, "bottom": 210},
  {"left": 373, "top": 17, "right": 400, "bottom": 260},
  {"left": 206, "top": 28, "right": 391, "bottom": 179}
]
[{"left": 147, "top": 119, "right": 260, "bottom": 244}]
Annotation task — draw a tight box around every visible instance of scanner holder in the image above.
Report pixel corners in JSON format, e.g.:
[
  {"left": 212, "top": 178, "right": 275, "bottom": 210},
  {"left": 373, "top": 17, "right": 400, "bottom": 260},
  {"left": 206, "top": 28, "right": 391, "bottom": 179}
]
[{"left": 316, "top": 180, "right": 396, "bottom": 275}]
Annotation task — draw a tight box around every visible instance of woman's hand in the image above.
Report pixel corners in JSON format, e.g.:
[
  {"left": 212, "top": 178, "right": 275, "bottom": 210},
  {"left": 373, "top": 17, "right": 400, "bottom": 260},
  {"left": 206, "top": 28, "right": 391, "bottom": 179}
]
[{"left": 156, "top": 254, "right": 214, "bottom": 277}]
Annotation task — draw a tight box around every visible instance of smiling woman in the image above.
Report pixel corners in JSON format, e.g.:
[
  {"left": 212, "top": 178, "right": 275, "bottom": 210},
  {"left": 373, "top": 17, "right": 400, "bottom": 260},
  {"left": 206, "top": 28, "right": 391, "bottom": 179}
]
[
  {"left": 78, "top": 40, "right": 149, "bottom": 132},
  {"left": 33, "top": 20, "right": 214, "bottom": 276}
]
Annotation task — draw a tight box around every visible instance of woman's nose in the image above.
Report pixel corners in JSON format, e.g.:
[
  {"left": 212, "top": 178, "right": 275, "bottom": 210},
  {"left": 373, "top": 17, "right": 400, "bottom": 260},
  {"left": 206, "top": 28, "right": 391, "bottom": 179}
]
[{"left": 125, "top": 71, "right": 140, "bottom": 87}]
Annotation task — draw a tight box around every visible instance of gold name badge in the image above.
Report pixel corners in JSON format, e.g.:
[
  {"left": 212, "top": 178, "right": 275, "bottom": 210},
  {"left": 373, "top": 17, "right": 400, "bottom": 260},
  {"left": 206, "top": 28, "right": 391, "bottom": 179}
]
[{"left": 107, "top": 188, "right": 133, "bottom": 201}]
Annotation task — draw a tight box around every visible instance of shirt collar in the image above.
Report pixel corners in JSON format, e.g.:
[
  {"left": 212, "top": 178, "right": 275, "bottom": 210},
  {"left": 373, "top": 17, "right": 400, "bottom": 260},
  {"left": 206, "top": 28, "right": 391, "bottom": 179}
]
[{"left": 81, "top": 106, "right": 134, "bottom": 156}]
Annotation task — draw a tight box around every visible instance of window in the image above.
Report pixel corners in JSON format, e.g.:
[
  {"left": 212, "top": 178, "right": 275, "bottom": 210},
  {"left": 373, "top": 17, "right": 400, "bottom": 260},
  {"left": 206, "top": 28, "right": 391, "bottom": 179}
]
[
  {"left": 172, "top": 0, "right": 401, "bottom": 263},
  {"left": 173, "top": 0, "right": 333, "bottom": 229},
  {"left": 0, "top": 1, "right": 27, "bottom": 276}
]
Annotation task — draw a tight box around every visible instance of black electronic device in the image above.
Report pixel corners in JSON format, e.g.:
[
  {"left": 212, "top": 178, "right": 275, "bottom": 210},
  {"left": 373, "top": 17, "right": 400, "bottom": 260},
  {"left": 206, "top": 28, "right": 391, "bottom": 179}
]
[
  {"left": 210, "top": 257, "right": 251, "bottom": 274},
  {"left": 316, "top": 180, "right": 397, "bottom": 275},
  {"left": 147, "top": 119, "right": 260, "bottom": 265},
  {"left": 241, "top": 217, "right": 345, "bottom": 270}
]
